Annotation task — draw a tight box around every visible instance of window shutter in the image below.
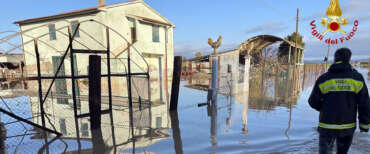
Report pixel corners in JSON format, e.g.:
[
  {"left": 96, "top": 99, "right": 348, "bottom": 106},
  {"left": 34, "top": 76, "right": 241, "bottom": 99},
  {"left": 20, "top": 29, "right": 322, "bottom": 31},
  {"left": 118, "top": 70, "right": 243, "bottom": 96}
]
[
  {"left": 152, "top": 26, "right": 159, "bottom": 42},
  {"left": 71, "top": 21, "right": 80, "bottom": 37},
  {"left": 52, "top": 56, "right": 68, "bottom": 104},
  {"left": 49, "top": 24, "right": 56, "bottom": 40},
  {"left": 59, "top": 119, "right": 67, "bottom": 134}
]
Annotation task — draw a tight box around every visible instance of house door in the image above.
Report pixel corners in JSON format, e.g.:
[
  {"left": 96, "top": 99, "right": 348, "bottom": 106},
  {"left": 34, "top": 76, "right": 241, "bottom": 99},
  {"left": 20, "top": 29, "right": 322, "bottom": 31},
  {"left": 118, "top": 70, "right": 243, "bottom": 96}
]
[
  {"left": 52, "top": 56, "right": 80, "bottom": 106},
  {"left": 72, "top": 55, "right": 81, "bottom": 107},
  {"left": 158, "top": 57, "right": 163, "bottom": 102},
  {"left": 52, "top": 56, "right": 68, "bottom": 104}
]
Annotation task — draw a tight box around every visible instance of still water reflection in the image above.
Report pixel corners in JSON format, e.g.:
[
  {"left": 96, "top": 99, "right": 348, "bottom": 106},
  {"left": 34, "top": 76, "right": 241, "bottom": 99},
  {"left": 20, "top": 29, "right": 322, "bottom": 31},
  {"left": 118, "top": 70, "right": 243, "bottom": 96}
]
[{"left": 1, "top": 64, "right": 369, "bottom": 153}]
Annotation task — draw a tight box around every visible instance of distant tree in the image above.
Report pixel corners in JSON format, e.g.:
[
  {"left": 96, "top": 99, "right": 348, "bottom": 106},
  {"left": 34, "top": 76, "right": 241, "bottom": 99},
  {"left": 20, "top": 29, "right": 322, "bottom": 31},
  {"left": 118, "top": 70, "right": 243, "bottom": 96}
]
[
  {"left": 251, "top": 46, "right": 278, "bottom": 65},
  {"left": 278, "top": 32, "right": 305, "bottom": 64},
  {"left": 195, "top": 52, "right": 203, "bottom": 58},
  {"left": 181, "top": 57, "right": 188, "bottom": 71}
]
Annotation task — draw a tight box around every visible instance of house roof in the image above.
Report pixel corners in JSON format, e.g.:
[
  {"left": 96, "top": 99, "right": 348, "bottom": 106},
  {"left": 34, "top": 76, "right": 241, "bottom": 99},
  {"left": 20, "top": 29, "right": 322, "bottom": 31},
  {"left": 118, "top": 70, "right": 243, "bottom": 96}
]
[
  {"left": 14, "top": 7, "right": 100, "bottom": 25},
  {"left": 14, "top": 0, "right": 174, "bottom": 26},
  {"left": 130, "top": 15, "right": 173, "bottom": 26},
  {"left": 187, "top": 49, "right": 237, "bottom": 62}
]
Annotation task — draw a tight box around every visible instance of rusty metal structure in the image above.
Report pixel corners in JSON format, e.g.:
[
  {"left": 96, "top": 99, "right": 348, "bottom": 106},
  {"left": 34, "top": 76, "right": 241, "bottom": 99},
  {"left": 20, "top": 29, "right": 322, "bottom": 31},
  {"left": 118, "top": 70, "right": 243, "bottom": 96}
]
[{"left": 0, "top": 19, "right": 153, "bottom": 153}]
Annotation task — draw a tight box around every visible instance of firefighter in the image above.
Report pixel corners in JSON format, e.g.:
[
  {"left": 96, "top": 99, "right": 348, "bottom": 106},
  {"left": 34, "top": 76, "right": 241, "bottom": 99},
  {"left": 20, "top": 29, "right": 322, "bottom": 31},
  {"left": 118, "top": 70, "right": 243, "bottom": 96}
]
[{"left": 309, "top": 48, "right": 370, "bottom": 154}]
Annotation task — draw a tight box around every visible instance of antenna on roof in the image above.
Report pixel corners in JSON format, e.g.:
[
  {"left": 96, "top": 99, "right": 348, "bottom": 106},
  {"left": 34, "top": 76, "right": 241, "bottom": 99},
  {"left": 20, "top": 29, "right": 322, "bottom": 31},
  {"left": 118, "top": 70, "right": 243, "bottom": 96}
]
[{"left": 98, "top": 0, "right": 106, "bottom": 7}]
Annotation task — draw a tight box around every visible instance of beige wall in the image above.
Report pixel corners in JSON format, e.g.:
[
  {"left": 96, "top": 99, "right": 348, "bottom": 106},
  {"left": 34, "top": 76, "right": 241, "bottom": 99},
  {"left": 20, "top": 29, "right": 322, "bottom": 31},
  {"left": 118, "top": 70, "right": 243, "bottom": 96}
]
[{"left": 19, "top": 1, "right": 174, "bottom": 102}]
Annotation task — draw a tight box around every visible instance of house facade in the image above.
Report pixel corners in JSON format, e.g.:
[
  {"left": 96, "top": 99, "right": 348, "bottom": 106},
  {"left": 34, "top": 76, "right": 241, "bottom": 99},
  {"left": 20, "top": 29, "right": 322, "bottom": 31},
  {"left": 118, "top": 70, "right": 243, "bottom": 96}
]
[{"left": 14, "top": 0, "right": 175, "bottom": 102}]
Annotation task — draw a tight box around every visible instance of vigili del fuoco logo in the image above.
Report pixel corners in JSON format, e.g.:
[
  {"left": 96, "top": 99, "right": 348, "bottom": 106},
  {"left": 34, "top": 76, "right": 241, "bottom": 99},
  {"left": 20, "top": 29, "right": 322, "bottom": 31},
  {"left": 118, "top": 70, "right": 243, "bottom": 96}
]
[{"left": 310, "top": 0, "right": 359, "bottom": 45}]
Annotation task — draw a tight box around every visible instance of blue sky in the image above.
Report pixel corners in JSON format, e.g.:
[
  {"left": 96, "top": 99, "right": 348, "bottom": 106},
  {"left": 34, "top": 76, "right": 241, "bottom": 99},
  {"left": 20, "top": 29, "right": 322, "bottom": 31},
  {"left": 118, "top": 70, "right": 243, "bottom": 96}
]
[{"left": 1, "top": 0, "right": 369, "bottom": 60}]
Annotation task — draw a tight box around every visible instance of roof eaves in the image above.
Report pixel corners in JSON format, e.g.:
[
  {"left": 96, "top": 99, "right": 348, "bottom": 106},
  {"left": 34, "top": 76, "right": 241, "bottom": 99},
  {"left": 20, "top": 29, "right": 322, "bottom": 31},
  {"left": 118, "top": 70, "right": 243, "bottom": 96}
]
[
  {"left": 103, "top": 0, "right": 142, "bottom": 9},
  {"left": 128, "top": 15, "right": 173, "bottom": 26},
  {"left": 138, "top": 1, "right": 175, "bottom": 27},
  {"left": 107, "top": 0, "right": 175, "bottom": 27},
  {"left": 14, "top": 8, "right": 100, "bottom": 25}
]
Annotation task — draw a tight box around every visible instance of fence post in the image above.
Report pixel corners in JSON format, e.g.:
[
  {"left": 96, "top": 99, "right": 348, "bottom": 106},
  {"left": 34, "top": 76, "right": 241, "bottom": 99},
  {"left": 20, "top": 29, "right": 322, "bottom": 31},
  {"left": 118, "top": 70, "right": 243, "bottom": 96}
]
[
  {"left": 88, "top": 55, "right": 102, "bottom": 130},
  {"left": 170, "top": 111, "right": 184, "bottom": 154},
  {"left": 88, "top": 55, "right": 105, "bottom": 153},
  {"left": 0, "top": 122, "right": 6, "bottom": 154},
  {"left": 170, "top": 56, "right": 182, "bottom": 111}
]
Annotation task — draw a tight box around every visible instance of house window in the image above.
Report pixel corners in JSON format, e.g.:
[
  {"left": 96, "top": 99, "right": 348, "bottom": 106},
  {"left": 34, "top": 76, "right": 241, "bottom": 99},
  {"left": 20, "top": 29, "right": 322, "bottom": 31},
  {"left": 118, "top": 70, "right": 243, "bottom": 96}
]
[
  {"left": 52, "top": 56, "right": 68, "bottom": 105},
  {"left": 156, "top": 117, "right": 162, "bottom": 128},
  {"left": 127, "top": 17, "right": 137, "bottom": 43},
  {"left": 81, "top": 123, "right": 89, "bottom": 137},
  {"left": 59, "top": 118, "right": 67, "bottom": 134},
  {"left": 152, "top": 25, "right": 159, "bottom": 42},
  {"left": 227, "top": 64, "right": 232, "bottom": 73},
  {"left": 49, "top": 24, "right": 56, "bottom": 40},
  {"left": 71, "top": 21, "right": 80, "bottom": 37}
]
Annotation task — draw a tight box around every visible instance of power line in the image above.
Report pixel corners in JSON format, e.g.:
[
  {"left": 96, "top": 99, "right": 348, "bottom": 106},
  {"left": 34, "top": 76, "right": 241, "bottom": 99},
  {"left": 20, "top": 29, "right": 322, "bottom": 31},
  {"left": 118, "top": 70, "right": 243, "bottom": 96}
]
[{"left": 254, "top": 0, "right": 296, "bottom": 20}]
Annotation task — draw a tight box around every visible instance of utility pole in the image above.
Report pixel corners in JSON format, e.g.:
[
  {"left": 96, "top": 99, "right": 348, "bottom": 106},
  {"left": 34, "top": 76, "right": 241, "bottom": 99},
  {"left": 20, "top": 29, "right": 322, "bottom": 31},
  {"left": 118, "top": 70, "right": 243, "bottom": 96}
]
[
  {"left": 292, "top": 8, "right": 299, "bottom": 95},
  {"left": 294, "top": 8, "right": 299, "bottom": 66},
  {"left": 326, "top": 44, "right": 330, "bottom": 70}
]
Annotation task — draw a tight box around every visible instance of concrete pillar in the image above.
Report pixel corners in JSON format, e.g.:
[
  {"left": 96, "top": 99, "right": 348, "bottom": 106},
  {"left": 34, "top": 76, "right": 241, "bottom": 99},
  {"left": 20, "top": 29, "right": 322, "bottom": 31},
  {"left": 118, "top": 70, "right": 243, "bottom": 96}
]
[
  {"left": 0, "top": 122, "right": 6, "bottom": 154},
  {"left": 231, "top": 55, "right": 238, "bottom": 95},
  {"left": 243, "top": 56, "right": 251, "bottom": 93},
  {"left": 242, "top": 55, "right": 251, "bottom": 134},
  {"left": 211, "top": 55, "right": 218, "bottom": 100},
  {"left": 301, "top": 49, "right": 305, "bottom": 64},
  {"left": 288, "top": 46, "right": 292, "bottom": 64}
]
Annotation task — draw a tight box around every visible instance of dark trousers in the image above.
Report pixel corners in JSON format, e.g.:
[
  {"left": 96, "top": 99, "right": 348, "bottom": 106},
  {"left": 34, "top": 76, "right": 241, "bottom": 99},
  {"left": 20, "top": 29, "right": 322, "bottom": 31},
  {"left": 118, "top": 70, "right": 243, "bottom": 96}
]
[{"left": 319, "top": 133, "right": 354, "bottom": 154}]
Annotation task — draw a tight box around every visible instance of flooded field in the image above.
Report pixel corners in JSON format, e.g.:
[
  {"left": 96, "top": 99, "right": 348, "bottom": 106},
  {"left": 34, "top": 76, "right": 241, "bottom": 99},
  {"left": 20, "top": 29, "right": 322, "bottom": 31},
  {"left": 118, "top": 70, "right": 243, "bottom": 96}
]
[{"left": 0, "top": 64, "right": 369, "bottom": 154}]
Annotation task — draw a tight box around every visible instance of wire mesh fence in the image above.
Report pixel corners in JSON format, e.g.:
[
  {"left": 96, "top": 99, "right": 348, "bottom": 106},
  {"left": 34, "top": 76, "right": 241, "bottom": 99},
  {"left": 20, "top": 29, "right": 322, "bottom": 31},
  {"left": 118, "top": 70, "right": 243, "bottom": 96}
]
[{"left": 0, "top": 96, "right": 67, "bottom": 153}]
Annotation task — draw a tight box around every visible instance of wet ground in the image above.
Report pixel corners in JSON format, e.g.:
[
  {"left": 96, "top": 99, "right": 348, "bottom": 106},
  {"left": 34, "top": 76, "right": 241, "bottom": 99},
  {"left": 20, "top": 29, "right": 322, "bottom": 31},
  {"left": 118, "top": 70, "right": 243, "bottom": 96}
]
[
  {"left": 129, "top": 66, "right": 370, "bottom": 154},
  {"left": 0, "top": 65, "right": 369, "bottom": 153}
]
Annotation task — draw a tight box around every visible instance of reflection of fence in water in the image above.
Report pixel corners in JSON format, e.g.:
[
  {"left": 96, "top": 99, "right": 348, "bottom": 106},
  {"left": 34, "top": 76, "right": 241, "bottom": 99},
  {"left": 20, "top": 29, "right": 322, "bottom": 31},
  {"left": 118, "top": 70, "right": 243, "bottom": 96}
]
[
  {"left": 247, "top": 64, "right": 326, "bottom": 110},
  {"left": 0, "top": 96, "right": 157, "bottom": 153},
  {"left": 0, "top": 96, "right": 66, "bottom": 153}
]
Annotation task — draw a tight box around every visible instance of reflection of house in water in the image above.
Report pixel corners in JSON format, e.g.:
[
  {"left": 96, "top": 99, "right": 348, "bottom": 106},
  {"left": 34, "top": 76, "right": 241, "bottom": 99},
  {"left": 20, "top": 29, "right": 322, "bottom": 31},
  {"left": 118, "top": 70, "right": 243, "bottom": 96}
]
[
  {"left": 28, "top": 93, "right": 170, "bottom": 152},
  {"left": 185, "top": 64, "right": 306, "bottom": 110},
  {"left": 185, "top": 63, "right": 318, "bottom": 144},
  {"left": 247, "top": 65, "right": 302, "bottom": 110}
]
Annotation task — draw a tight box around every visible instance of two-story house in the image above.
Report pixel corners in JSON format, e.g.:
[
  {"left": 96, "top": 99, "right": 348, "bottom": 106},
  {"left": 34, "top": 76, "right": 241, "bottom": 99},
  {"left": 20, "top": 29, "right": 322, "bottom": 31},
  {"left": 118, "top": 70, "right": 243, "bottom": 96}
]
[{"left": 14, "top": 0, "right": 175, "bottom": 103}]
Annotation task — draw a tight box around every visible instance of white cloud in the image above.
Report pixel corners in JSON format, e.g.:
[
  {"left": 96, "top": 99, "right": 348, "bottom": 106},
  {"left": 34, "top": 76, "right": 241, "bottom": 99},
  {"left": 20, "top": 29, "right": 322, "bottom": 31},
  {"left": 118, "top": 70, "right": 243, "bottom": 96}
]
[
  {"left": 302, "top": 0, "right": 370, "bottom": 23},
  {"left": 358, "top": 13, "right": 370, "bottom": 22},
  {"left": 246, "top": 22, "right": 288, "bottom": 34},
  {"left": 301, "top": 12, "right": 325, "bottom": 22},
  {"left": 304, "top": 26, "right": 370, "bottom": 60},
  {"left": 302, "top": 0, "right": 370, "bottom": 59},
  {"left": 342, "top": 0, "right": 370, "bottom": 13}
]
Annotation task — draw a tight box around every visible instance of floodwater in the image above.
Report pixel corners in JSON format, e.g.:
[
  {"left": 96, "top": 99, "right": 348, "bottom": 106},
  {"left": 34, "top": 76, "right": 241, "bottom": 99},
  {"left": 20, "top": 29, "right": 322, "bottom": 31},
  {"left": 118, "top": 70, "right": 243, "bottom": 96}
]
[{"left": 1, "top": 64, "right": 369, "bottom": 154}]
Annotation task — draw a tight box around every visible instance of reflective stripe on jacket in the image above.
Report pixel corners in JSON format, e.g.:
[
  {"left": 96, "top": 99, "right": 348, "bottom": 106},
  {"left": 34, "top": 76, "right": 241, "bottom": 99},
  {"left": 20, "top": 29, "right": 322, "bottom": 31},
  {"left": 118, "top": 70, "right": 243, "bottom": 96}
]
[{"left": 309, "top": 62, "right": 370, "bottom": 136}]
